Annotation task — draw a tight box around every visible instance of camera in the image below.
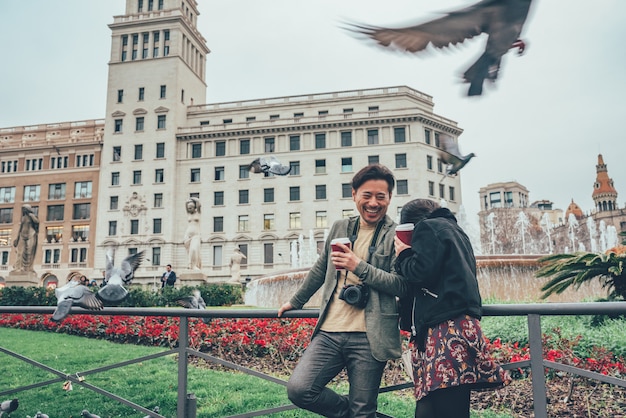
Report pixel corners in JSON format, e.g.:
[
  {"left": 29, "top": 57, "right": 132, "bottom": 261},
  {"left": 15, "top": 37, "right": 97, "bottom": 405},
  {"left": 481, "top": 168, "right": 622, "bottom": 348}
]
[{"left": 338, "top": 283, "right": 369, "bottom": 308}]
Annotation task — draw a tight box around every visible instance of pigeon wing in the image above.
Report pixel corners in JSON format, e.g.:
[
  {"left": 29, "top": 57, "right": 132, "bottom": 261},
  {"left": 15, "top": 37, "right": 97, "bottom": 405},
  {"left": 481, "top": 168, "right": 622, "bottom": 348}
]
[
  {"left": 52, "top": 299, "right": 74, "bottom": 322},
  {"left": 76, "top": 288, "right": 104, "bottom": 311},
  {"left": 120, "top": 251, "right": 144, "bottom": 283},
  {"left": 176, "top": 296, "right": 199, "bottom": 309},
  {"left": 266, "top": 156, "right": 291, "bottom": 175}
]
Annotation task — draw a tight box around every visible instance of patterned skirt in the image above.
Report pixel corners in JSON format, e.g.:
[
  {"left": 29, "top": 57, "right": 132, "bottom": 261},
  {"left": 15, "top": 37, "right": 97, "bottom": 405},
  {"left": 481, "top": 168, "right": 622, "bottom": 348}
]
[{"left": 410, "top": 314, "right": 511, "bottom": 401}]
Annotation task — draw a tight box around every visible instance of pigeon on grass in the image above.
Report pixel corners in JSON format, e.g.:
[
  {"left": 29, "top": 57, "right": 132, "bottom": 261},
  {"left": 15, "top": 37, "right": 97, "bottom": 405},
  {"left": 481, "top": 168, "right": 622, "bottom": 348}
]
[
  {"left": 52, "top": 277, "right": 103, "bottom": 322},
  {"left": 97, "top": 249, "right": 144, "bottom": 304},
  {"left": 248, "top": 155, "right": 291, "bottom": 176},
  {"left": 81, "top": 410, "right": 101, "bottom": 418},
  {"left": 177, "top": 289, "right": 211, "bottom": 324},
  {"left": 346, "top": 0, "right": 533, "bottom": 96},
  {"left": 0, "top": 399, "right": 18, "bottom": 417},
  {"left": 438, "top": 134, "right": 476, "bottom": 183}
]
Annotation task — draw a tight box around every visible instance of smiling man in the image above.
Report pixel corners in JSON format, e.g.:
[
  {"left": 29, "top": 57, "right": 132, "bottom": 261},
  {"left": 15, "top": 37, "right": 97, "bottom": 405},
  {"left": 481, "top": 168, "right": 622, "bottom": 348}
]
[{"left": 278, "top": 163, "right": 407, "bottom": 418}]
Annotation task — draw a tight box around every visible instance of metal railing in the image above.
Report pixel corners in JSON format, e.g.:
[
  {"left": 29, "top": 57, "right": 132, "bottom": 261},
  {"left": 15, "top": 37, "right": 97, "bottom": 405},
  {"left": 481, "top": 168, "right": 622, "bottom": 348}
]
[{"left": 1, "top": 302, "right": 626, "bottom": 417}]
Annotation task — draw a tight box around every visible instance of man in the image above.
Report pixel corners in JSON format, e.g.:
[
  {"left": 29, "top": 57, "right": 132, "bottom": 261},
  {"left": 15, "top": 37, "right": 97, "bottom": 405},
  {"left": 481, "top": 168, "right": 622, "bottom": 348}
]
[
  {"left": 278, "top": 163, "right": 407, "bottom": 418},
  {"left": 161, "top": 264, "right": 177, "bottom": 288}
]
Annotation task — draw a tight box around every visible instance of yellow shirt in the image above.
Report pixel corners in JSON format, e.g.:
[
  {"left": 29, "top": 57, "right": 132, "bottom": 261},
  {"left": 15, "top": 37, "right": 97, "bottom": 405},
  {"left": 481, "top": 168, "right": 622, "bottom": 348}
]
[{"left": 320, "top": 223, "right": 375, "bottom": 332}]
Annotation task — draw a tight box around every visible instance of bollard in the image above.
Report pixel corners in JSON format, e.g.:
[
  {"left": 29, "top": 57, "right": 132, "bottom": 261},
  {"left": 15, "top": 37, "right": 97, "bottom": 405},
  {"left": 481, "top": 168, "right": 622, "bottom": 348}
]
[{"left": 185, "top": 393, "right": 197, "bottom": 418}]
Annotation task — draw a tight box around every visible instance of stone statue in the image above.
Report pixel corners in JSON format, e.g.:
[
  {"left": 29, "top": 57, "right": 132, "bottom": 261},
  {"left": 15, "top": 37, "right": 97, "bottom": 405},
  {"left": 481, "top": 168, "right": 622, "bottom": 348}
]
[
  {"left": 13, "top": 204, "right": 39, "bottom": 272},
  {"left": 229, "top": 247, "right": 246, "bottom": 283},
  {"left": 184, "top": 197, "right": 202, "bottom": 270}
]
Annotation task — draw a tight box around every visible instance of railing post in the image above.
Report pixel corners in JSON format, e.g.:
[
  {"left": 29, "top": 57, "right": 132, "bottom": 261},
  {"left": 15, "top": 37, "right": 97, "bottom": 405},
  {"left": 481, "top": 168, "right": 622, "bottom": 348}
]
[
  {"left": 177, "top": 316, "right": 189, "bottom": 418},
  {"left": 528, "top": 314, "right": 548, "bottom": 418},
  {"left": 186, "top": 393, "right": 197, "bottom": 418}
]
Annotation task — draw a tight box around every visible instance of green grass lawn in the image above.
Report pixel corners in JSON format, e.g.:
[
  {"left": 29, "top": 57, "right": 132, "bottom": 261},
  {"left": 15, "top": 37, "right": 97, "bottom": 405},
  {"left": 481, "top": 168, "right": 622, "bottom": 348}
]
[{"left": 0, "top": 328, "right": 512, "bottom": 417}]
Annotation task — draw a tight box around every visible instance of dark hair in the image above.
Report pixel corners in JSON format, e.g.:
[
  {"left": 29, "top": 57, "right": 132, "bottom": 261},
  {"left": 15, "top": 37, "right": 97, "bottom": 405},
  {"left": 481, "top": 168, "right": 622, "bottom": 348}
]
[
  {"left": 166, "top": 264, "right": 172, "bottom": 268},
  {"left": 351, "top": 164, "right": 395, "bottom": 194},
  {"left": 400, "top": 199, "right": 440, "bottom": 225}
]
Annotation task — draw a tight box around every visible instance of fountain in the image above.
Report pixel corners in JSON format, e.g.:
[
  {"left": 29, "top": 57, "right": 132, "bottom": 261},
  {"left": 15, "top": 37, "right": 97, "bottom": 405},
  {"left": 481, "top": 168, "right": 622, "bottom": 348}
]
[{"left": 540, "top": 213, "right": 554, "bottom": 254}]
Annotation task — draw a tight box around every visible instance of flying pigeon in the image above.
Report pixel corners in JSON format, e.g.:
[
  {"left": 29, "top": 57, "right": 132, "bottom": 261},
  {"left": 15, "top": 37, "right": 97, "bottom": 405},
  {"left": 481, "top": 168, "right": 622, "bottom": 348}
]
[
  {"left": 0, "top": 399, "right": 18, "bottom": 417},
  {"left": 248, "top": 155, "right": 291, "bottom": 176},
  {"left": 51, "top": 278, "right": 103, "bottom": 322},
  {"left": 438, "top": 134, "right": 476, "bottom": 183},
  {"left": 143, "top": 406, "right": 160, "bottom": 418},
  {"left": 97, "top": 249, "right": 144, "bottom": 304},
  {"left": 81, "top": 410, "right": 101, "bottom": 418},
  {"left": 347, "top": 0, "right": 533, "bottom": 96},
  {"left": 176, "top": 289, "right": 210, "bottom": 324}
]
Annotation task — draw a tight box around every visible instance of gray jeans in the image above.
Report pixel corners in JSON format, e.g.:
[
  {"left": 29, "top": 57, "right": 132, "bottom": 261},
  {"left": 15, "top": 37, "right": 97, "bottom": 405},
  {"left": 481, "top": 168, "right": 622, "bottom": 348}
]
[{"left": 287, "top": 331, "right": 387, "bottom": 418}]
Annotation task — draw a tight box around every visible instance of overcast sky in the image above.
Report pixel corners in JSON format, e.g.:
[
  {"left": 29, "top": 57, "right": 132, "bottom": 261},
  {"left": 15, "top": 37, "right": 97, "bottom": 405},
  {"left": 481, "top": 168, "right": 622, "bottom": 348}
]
[{"left": 1, "top": 0, "right": 625, "bottom": 222}]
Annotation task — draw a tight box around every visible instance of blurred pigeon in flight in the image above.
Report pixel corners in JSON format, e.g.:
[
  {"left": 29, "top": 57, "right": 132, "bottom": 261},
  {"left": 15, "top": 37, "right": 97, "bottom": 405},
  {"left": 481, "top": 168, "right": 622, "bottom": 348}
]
[
  {"left": 347, "top": 0, "right": 533, "bottom": 96},
  {"left": 143, "top": 406, "right": 160, "bottom": 417},
  {"left": 81, "top": 411, "right": 101, "bottom": 418},
  {"left": 248, "top": 155, "right": 291, "bottom": 176},
  {"left": 438, "top": 134, "right": 476, "bottom": 182},
  {"left": 0, "top": 399, "right": 18, "bottom": 417},
  {"left": 52, "top": 277, "right": 103, "bottom": 322},
  {"left": 97, "top": 249, "right": 144, "bottom": 304},
  {"left": 177, "top": 289, "right": 210, "bottom": 324}
]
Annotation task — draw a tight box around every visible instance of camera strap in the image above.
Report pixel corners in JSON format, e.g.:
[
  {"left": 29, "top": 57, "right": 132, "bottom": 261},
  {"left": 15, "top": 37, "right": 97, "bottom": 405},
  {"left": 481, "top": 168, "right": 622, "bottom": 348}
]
[{"left": 341, "top": 217, "right": 385, "bottom": 285}]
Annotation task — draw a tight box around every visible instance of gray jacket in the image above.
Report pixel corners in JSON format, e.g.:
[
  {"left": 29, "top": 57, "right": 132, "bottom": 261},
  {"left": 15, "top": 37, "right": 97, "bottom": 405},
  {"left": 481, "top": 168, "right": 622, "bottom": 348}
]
[{"left": 289, "top": 215, "right": 407, "bottom": 361}]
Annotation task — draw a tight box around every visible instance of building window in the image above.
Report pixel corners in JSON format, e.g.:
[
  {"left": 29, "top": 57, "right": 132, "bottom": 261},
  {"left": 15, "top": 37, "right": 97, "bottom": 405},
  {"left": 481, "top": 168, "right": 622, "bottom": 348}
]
[
  {"left": 156, "top": 142, "right": 165, "bottom": 158},
  {"left": 246, "top": 116, "right": 256, "bottom": 122},
  {"left": 316, "top": 211, "right": 327, "bottom": 228},
  {"left": 437, "top": 158, "right": 443, "bottom": 173},
  {"left": 367, "top": 129, "right": 379, "bottom": 145},
  {"left": 264, "top": 137, "right": 275, "bottom": 153},
  {"left": 23, "top": 185, "right": 40, "bottom": 202},
  {"left": 133, "top": 170, "right": 142, "bottom": 185},
  {"left": 111, "top": 172, "right": 120, "bottom": 186},
  {"left": 315, "top": 159, "right": 326, "bottom": 174},
  {"left": 74, "top": 181, "right": 92, "bottom": 198},
  {"left": 263, "top": 214, "right": 275, "bottom": 230},
  {"left": 214, "top": 191, "right": 224, "bottom": 206},
  {"left": 341, "top": 183, "right": 352, "bottom": 198},
  {"left": 315, "top": 185, "right": 327, "bottom": 200},
  {"left": 289, "top": 186, "right": 300, "bottom": 201},
  {"left": 264, "top": 188, "right": 274, "bottom": 203},
  {"left": 135, "top": 117, "right": 144, "bottom": 132},
  {"left": 130, "top": 219, "right": 139, "bottom": 235},
  {"left": 368, "top": 155, "right": 379, "bottom": 164},
  {"left": 152, "top": 168, "right": 163, "bottom": 183},
  {"left": 113, "top": 146, "right": 121, "bottom": 162},
  {"left": 50, "top": 156, "right": 68, "bottom": 169},
  {"left": 215, "top": 141, "right": 226, "bottom": 157},
  {"left": 238, "top": 215, "right": 249, "bottom": 232},
  {"left": 134, "top": 144, "right": 143, "bottom": 160},
  {"left": 289, "top": 161, "right": 300, "bottom": 176},
  {"left": 449, "top": 186, "right": 456, "bottom": 201},
  {"left": 108, "top": 221, "right": 117, "bottom": 236},
  {"left": 434, "top": 132, "right": 441, "bottom": 147},
  {"left": 341, "top": 157, "right": 352, "bottom": 172},
  {"left": 239, "top": 165, "right": 250, "bottom": 179},
  {"left": 428, "top": 181, "right": 435, "bottom": 196},
  {"left": 76, "top": 154, "right": 94, "bottom": 167},
  {"left": 490, "top": 192, "right": 501, "bottom": 208},
  {"left": 72, "top": 225, "right": 89, "bottom": 242},
  {"left": 341, "top": 131, "right": 352, "bottom": 147},
  {"left": 70, "top": 248, "right": 88, "bottom": 263},
  {"left": 289, "top": 135, "right": 300, "bottom": 151},
  {"left": 238, "top": 244, "right": 248, "bottom": 266},
  {"left": 223, "top": 118, "right": 232, "bottom": 124},
  {"left": 160, "top": 85, "right": 166, "bottom": 99},
  {"left": 368, "top": 105, "right": 379, "bottom": 113},
  {"left": 424, "top": 129, "right": 431, "bottom": 145},
  {"left": 186, "top": 142, "right": 200, "bottom": 158},
  {"left": 213, "top": 245, "right": 223, "bottom": 267},
  {"left": 138, "top": 87, "right": 145, "bottom": 101},
  {"left": 117, "top": 89, "right": 123, "bottom": 103},
  {"left": 427, "top": 155, "right": 433, "bottom": 170},
  {"left": 110, "top": 196, "right": 118, "bottom": 210},
  {"left": 318, "top": 110, "right": 328, "bottom": 117},
  {"left": 342, "top": 209, "right": 355, "bottom": 219},
  {"left": 294, "top": 112, "right": 304, "bottom": 119},
  {"left": 239, "top": 190, "right": 249, "bottom": 204},
  {"left": 240, "top": 139, "right": 250, "bottom": 155},
  {"left": 0, "top": 208, "right": 13, "bottom": 224},
  {"left": 157, "top": 114, "right": 166, "bottom": 129},
  {"left": 0, "top": 187, "right": 15, "bottom": 204},
  {"left": 315, "top": 133, "right": 326, "bottom": 149},
  {"left": 290, "top": 212, "right": 301, "bottom": 229},
  {"left": 394, "top": 127, "right": 406, "bottom": 143},
  {"left": 190, "top": 168, "right": 201, "bottom": 183},
  {"left": 214, "top": 216, "right": 224, "bottom": 233},
  {"left": 48, "top": 183, "right": 66, "bottom": 200},
  {"left": 439, "top": 183, "right": 445, "bottom": 198},
  {"left": 26, "top": 158, "right": 43, "bottom": 171},
  {"left": 395, "top": 153, "right": 407, "bottom": 169},
  {"left": 154, "top": 193, "right": 163, "bottom": 208},
  {"left": 45, "top": 205, "right": 63, "bottom": 222},
  {"left": 114, "top": 119, "right": 123, "bottom": 133},
  {"left": 397, "top": 180, "right": 408, "bottom": 195},
  {"left": 215, "top": 166, "right": 225, "bottom": 181},
  {"left": 264, "top": 243, "right": 274, "bottom": 265},
  {"left": 72, "top": 203, "right": 90, "bottom": 220}
]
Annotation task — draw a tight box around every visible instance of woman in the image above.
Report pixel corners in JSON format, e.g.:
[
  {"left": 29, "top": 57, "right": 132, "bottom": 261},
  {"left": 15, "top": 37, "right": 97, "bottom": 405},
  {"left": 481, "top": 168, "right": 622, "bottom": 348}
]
[{"left": 394, "top": 199, "right": 509, "bottom": 418}]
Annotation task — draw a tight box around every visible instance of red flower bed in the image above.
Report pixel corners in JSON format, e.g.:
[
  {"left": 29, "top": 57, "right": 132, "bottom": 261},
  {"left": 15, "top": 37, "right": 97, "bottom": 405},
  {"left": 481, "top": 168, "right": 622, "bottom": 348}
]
[{"left": 1, "top": 313, "right": 624, "bottom": 378}]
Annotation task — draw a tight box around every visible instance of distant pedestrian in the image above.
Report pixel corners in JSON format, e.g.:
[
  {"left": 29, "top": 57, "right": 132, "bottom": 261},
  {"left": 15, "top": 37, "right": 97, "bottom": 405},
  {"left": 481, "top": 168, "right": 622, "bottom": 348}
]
[{"left": 161, "top": 264, "right": 177, "bottom": 288}]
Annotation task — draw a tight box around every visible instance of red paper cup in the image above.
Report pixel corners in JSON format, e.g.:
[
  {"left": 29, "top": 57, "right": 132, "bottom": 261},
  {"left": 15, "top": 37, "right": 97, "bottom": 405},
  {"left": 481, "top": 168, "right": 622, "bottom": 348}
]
[
  {"left": 330, "top": 237, "right": 351, "bottom": 269},
  {"left": 396, "top": 223, "right": 414, "bottom": 245}
]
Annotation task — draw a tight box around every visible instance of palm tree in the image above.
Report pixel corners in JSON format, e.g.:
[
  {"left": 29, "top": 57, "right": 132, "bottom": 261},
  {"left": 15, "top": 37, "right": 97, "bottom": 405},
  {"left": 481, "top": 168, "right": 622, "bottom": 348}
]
[{"left": 537, "top": 232, "right": 626, "bottom": 300}]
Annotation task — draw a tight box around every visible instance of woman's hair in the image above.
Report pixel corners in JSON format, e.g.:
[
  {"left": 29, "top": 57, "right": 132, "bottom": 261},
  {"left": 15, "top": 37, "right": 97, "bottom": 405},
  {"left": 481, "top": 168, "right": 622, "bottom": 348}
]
[
  {"left": 351, "top": 163, "right": 395, "bottom": 194},
  {"left": 400, "top": 198, "right": 440, "bottom": 225}
]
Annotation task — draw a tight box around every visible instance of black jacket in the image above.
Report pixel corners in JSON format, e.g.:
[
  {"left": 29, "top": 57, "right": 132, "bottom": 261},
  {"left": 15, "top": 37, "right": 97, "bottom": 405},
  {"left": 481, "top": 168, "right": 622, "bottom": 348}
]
[{"left": 395, "top": 208, "right": 482, "bottom": 344}]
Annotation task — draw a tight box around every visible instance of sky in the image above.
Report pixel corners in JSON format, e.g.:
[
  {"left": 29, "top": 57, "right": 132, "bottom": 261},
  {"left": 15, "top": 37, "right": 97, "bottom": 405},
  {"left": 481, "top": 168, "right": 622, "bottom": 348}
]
[{"left": 1, "top": 0, "right": 625, "bottom": 222}]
